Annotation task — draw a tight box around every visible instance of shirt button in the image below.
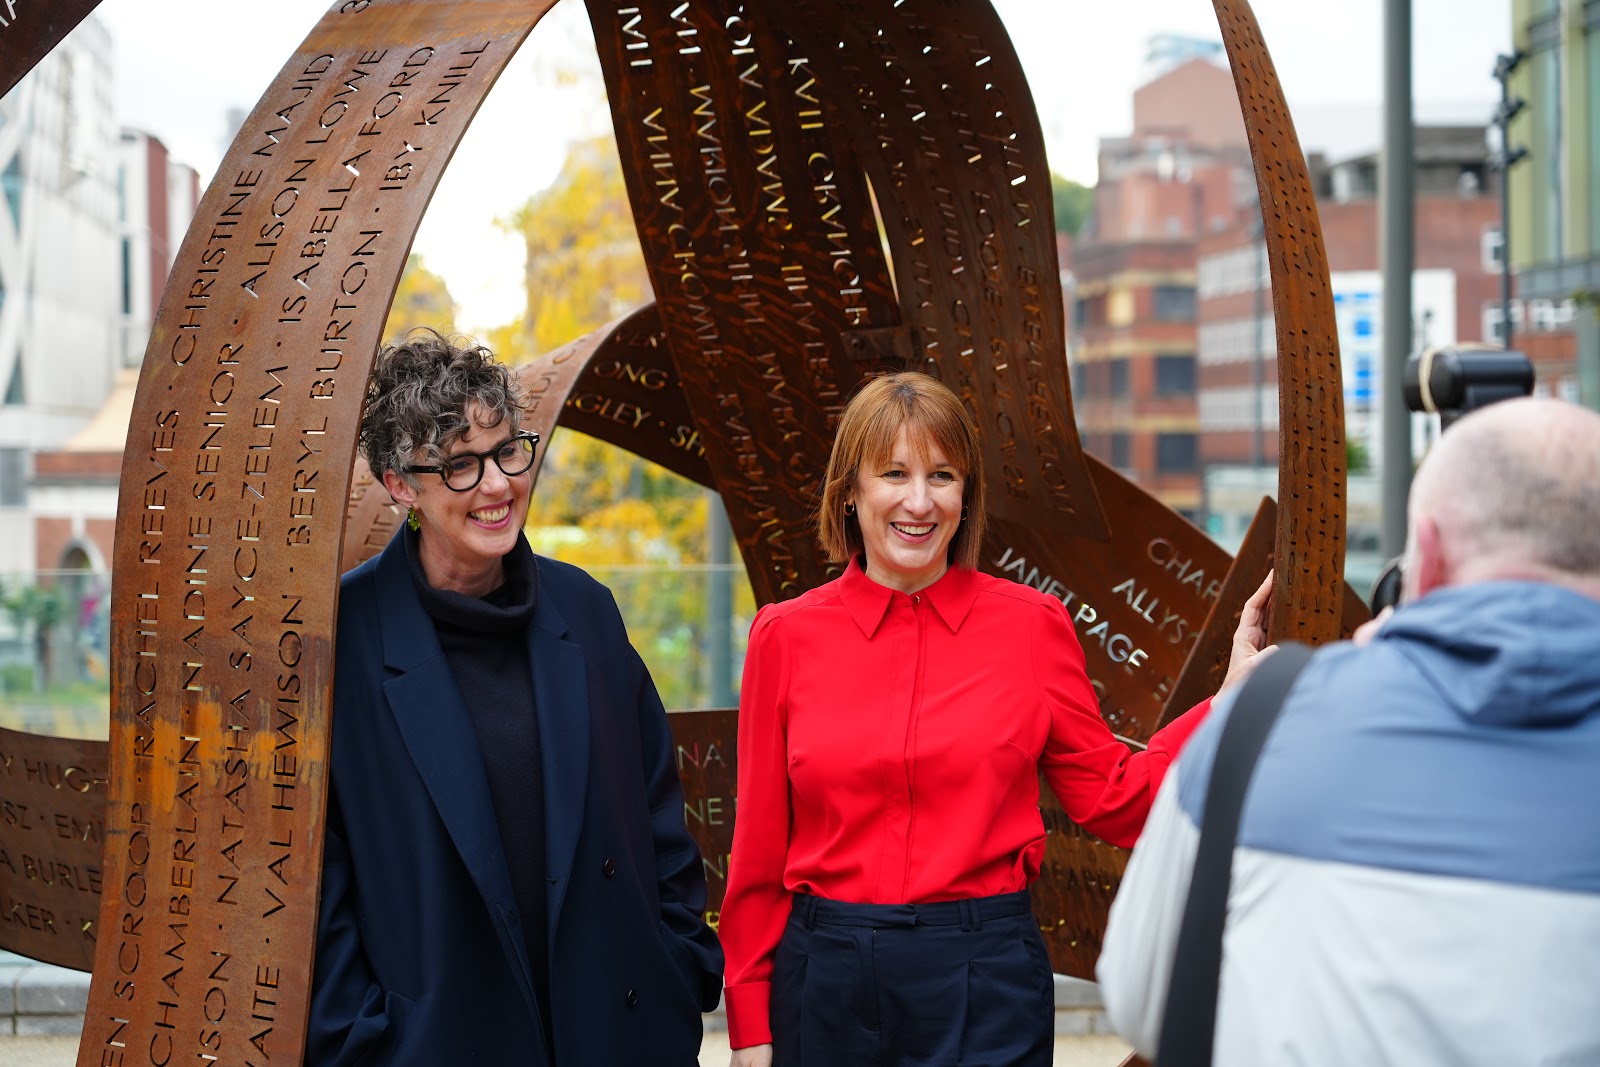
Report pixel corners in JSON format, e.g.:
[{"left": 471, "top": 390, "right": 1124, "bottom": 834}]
[
  {"left": 625, "top": 988, "right": 638, "bottom": 1008},
  {"left": 603, "top": 858, "right": 617, "bottom": 877},
  {"left": 912, "top": 594, "right": 921, "bottom": 605}
]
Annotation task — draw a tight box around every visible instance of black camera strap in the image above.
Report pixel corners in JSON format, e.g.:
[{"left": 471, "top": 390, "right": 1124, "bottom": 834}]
[{"left": 1154, "top": 641, "right": 1314, "bottom": 1067}]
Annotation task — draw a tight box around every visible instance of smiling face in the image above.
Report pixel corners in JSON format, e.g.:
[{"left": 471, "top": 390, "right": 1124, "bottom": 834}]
[
  {"left": 382, "top": 401, "right": 533, "bottom": 597},
  {"left": 850, "top": 425, "right": 966, "bottom": 594}
]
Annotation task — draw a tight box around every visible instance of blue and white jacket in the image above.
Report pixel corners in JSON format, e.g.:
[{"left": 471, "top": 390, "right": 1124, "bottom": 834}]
[{"left": 1098, "top": 581, "right": 1600, "bottom": 1065}]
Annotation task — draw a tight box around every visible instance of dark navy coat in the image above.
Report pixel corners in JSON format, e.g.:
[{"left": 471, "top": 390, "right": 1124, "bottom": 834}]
[{"left": 307, "top": 531, "right": 723, "bottom": 1065}]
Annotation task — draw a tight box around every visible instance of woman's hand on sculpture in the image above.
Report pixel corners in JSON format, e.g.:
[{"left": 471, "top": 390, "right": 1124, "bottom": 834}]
[
  {"left": 1219, "top": 571, "right": 1276, "bottom": 695},
  {"left": 731, "top": 1043, "right": 774, "bottom": 1067}
]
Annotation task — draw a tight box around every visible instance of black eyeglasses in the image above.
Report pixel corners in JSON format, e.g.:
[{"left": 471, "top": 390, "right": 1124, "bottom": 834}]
[{"left": 404, "top": 431, "right": 540, "bottom": 492}]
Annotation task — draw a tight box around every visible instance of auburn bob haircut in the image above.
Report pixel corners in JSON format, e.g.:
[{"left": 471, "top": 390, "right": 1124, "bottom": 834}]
[{"left": 817, "top": 372, "right": 987, "bottom": 570}]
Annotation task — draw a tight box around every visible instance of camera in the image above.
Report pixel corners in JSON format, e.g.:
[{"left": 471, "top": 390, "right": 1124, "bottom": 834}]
[
  {"left": 1368, "top": 345, "right": 1536, "bottom": 613},
  {"left": 1402, "top": 344, "right": 1535, "bottom": 431}
]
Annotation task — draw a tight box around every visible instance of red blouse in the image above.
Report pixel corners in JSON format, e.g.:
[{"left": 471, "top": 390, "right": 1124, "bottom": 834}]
[{"left": 719, "top": 560, "right": 1211, "bottom": 1049}]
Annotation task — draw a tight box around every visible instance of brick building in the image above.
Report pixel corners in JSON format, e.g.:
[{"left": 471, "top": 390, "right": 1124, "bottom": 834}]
[
  {"left": 1197, "top": 126, "right": 1537, "bottom": 575},
  {"left": 1071, "top": 58, "right": 1254, "bottom": 519},
  {"left": 27, "top": 130, "right": 198, "bottom": 579}
]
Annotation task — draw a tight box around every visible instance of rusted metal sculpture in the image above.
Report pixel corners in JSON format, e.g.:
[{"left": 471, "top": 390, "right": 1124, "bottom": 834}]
[
  {"left": 0, "top": 726, "right": 107, "bottom": 971},
  {"left": 0, "top": 0, "right": 105, "bottom": 100},
  {"left": 72, "top": 7, "right": 556, "bottom": 1065},
  {"left": 0, "top": 0, "right": 1355, "bottom": 1062}
]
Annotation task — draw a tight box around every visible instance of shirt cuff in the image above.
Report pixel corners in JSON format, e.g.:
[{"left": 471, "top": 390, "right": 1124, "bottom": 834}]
[{"left": 724, "top": 981, "right": 773, "bottom": 1049}]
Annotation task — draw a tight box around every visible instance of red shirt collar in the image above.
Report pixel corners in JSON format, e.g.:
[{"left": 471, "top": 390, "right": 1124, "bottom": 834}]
[{"left": 838, "top": 555, "right": 981, "bottom": 638}]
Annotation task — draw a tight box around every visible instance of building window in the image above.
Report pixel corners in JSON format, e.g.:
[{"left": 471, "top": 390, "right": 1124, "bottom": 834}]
[
  {"left": 1108, "top": 289, "right": 1136, "bottom": 327},
  {"left": 1081, "top": 360, "right": 1107, "bottom": 397},
  {"left": 0, "top": 448, "right": 26, "bottom": 508},
  {"left": 1109, "top": 358, "right": 1129, "bottom": 398},
  {"left": 1110, "top": 432, "right": 1131, "bottom": 469},
  {"left": 1156, "top": 433, "right": 1198, "bottom": 472},
  {"left": 1, "top": 154, "right": 22, "bottom": 230},
  {"left": 3, "top": 356, "right": 22, "bottom": 406},
  {"left": 1480, "top": 227, "right": 1504, "bottom": 273},
  {"left": 1153, "top": 285, "right": 1197, "bottom": 322},
  {"left": 1482, "top": 302, "right": 1524, "bottom": 346},
  {"left": 1155, "top": 354, "right": 1197, "bottom": 396},
  {"left": 1078, "top": 294, "right": 1105, "bottom": 329},
  {"left": 120, "top": 237, "right": 132, "bottom": 316}
]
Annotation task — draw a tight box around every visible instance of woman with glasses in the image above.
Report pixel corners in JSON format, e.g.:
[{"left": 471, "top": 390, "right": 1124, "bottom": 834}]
[{"left": 308, "top": 330, "right": 723, "bottom": 1067}]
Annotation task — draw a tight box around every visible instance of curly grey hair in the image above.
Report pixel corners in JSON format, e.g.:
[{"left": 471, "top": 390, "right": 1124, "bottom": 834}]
[{"left": 360, "top": 328, "right": 526, "bottom": 488}]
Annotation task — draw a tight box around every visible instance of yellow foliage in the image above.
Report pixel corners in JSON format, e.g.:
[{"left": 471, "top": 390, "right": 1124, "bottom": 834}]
[
  {"left": 383, "top": 254, "right": 457, "bottom": 344},
  {"left": 494, "top": 138, "right": 757, "bottom": 707},
  {"left": 500, "top": 136, "right": 652, "bottom": 357}
]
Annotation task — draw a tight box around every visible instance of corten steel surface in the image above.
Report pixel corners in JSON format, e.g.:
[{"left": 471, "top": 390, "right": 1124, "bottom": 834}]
[
  {"left": 664, "top": 709, "right": 737, "bottom": 930},
  {"left": 0, "top": 726, "right": 108, "bottom": 971},
  {"left": 1160, "top": 497, "right": 1279, "bottom": 728},
  {"left": 0, "top": 0, "right": 105, "bottom": 100},
  {"left": 552, "top": 305, "right": 714, "bottom": 486},
  {"left": 589, "top": 0, "right": 906, "bottom": 604},
  {"left": 769, "top": 0, "right": 1111, "bottom": 542},
  {"left": 1213, "top": 0, "right": 1349, "bottom": 645},
  {"left": 78, "top": 5, "right": 553, "bottom": 1067}
]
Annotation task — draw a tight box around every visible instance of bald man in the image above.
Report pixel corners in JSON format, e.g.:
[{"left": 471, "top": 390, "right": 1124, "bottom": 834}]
[{"left": 1096, "top": 398, "right": 1600, "bottom": 1065}]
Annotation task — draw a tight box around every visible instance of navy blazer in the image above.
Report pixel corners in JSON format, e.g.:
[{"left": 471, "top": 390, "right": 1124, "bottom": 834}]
[{"left": 307, "top": 531, "right": 723, "bottom": 1065}]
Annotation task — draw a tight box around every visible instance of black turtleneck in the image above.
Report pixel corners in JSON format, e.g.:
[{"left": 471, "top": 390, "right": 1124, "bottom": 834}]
[{"left": 404, "top": 528, "right": 551, "bottom": 1048}]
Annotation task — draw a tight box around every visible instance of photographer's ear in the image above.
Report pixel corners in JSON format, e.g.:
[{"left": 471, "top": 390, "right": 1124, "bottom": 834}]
[{"left": 1403, "top": 514, "right": 1449, "bottom": 601}]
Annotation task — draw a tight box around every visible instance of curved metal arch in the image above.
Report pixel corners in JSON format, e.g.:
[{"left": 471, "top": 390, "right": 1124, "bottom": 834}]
[
  {"left": 1212, "top": 0, "right": 1347, "bottom": 645},
  {"left": 78, "top": 5, "right": 554, "bottom": 1063},
  {"left": 0, "top": 0, "right": 106, "bottom": 99}
]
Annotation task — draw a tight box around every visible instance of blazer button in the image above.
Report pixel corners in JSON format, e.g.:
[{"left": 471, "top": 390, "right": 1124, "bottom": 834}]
[
  {"left": 625, "top": 988, "right": 638, "bottom": 1008},
  {"left": 603, "top": 858, "right": 617, "bottom": 877}
]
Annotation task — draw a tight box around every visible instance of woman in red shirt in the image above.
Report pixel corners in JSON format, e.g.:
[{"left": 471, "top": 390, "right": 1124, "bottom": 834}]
[{"left": 721, "top": 372, "right": 1268, "bottom": 1066}]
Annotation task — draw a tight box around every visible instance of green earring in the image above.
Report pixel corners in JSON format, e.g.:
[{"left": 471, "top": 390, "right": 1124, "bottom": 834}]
[{"left": 406, "top": 506, "right": 420, "bottom": 532}]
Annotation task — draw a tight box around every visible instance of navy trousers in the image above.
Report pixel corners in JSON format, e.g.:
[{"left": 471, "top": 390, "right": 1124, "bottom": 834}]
[{"left": 770, "top": 891, "right": 1054, "bottom": 1067}]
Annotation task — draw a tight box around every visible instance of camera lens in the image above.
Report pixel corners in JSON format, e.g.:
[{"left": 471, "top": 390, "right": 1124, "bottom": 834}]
[{"left": 1403, "top": 346, "right": 1534, "bottom": 418}]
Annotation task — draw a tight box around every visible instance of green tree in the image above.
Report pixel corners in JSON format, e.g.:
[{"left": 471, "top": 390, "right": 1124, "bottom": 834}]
[
  {"left": 1051, "top": 172, "right": 1095, "bottom": 235},
  {"left": 1347, "top": 438, "right": 1371, "bottom": 474},
  {"left": 2, "top": 582, "right": 65, "bottom": 692}
]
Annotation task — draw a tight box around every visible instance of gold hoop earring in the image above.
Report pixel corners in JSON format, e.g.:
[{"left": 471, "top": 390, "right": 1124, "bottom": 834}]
[
  {"left": 844, "top": 502, "right": 856, "bottom": 517},
  {"left": 961, "top": 505, "right": 969, "bottom": 521}
]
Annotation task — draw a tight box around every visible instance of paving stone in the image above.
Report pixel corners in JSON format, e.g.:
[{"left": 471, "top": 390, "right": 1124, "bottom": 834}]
[
  {"left": 14, "top": 965, "right": 91, "bottom": 1015},
  {"left": 15, "top": 1015, "right": 84, "bottom": 1038},
  {"left": 1055, "top": 1008, "right": 1098, "bottom": 1035},
  {"left": 1054, "top": 975, "right": 1105, "bottom": 1009}
]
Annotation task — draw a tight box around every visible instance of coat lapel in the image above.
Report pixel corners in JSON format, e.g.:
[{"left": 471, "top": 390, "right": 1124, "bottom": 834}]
[
  {"left": 528, "top": 561, "right": 591, "bottom": 940},
  {"left": 371, "top": 538, "right": 530, "bottom": 982}
]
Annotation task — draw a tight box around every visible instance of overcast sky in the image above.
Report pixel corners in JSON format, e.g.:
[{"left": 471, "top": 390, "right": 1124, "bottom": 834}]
[{"left": 92, "top": 0, "right": 1512, "bottom": 334}]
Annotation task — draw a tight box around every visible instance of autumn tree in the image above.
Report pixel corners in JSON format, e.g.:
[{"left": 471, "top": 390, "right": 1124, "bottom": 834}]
[
  {"left": 383, "top": 254, "right": 457, "bottom": 343},
  {"left": 503, "top": 135, "right": 752, "bottom": 707},
  {"left": 502, "top": 135, "right": 653, "bottom": 357}
]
